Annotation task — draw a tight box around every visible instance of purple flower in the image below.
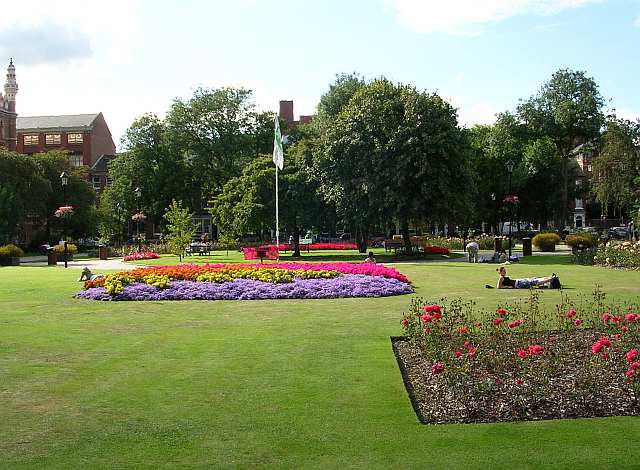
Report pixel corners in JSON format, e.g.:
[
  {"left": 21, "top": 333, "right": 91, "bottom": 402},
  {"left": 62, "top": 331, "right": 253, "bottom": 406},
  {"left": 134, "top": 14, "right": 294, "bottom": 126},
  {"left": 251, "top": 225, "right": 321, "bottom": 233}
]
[{"left": 76, "top": 274, "right": 413, "bottom": 302}]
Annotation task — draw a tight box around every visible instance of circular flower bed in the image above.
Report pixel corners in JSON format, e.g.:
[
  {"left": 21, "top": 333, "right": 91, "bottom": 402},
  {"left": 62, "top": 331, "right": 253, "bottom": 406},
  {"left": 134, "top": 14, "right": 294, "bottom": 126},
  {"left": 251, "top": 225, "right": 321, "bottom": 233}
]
[{"left": 77, "top": 262, "right": 412, "bottom": 301}]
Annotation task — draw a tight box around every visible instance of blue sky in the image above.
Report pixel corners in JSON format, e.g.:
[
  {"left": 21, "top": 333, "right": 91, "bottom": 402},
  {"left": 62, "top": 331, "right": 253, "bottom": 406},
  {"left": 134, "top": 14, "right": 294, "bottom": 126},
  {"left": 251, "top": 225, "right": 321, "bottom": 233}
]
[{"left": 1, "top": 0, "right": 639, "bottom": 148}]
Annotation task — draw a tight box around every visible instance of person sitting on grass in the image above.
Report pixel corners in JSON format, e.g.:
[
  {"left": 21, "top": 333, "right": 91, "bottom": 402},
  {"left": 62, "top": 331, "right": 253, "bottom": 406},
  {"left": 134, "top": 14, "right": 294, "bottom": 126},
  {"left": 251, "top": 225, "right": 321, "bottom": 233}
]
[
  {"left": 496, "top": 266, "right": 556, "bottom": 289},
  {"left": 364, "top": 251, "right": 376, "bottom": 264}
]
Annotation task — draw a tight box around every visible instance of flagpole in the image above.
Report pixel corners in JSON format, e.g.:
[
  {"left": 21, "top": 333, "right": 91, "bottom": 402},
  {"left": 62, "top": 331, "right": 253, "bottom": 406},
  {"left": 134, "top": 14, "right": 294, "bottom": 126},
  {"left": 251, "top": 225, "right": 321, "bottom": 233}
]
[{"left": 275, "top": 165, "right": 280, "bottom": 260}]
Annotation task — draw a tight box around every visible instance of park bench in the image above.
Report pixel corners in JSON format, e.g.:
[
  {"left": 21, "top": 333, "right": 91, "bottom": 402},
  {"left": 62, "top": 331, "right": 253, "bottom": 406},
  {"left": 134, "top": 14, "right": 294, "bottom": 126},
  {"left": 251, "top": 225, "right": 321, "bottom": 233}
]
[{"left": 186, "top": 243, "right": 211, "bottom": 256}]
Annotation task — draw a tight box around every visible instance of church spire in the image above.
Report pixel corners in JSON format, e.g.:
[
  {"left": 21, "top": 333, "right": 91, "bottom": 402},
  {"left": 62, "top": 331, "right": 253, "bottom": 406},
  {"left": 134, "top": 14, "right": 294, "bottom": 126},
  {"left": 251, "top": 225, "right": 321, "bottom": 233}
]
[{"left": 4, "top": 58, "right": 17, "bottom": 113}]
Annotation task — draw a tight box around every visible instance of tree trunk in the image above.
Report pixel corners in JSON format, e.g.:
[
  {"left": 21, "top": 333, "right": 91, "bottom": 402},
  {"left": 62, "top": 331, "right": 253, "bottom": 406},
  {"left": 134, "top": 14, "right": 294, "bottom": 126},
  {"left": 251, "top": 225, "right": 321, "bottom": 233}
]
[
  {"left": 560, "top": 155, "right": 569, "bottom": 229},
  {"left": 356, "top": 225, "right": 368, "bottom": 253},
  {"left": 293, "top": 219, "right": 301, "bottom": 257},
  {"left": 400, "top": 217, "right": 411, "bottom": 253}
]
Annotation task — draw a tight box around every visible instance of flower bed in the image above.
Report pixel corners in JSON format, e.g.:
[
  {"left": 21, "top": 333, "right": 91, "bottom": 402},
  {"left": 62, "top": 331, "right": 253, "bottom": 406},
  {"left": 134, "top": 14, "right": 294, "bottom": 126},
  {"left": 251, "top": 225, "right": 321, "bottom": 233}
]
[
  {"left": 77, "top": 262, "right": 412, "bottom": 301},
  {"left": 394, "top": 291, "right": 640, "bottom": 424},
  {"left": 124, "top": 251, "right": 160, "bottom": 261},
  {"left": 594, "top": 240, "right": 640, "bottom": 269},
  {"left": 423, "top": 246, "right": 450, "bottom": 255}
]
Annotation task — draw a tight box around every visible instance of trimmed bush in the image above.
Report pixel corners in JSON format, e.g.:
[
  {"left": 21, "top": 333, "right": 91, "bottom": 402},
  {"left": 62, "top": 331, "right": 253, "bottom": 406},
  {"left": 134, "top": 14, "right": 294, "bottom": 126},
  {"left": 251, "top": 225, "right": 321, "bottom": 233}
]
[
  {"left": 532, "top": 233, "right": 561, "bottom": 252},
  {"left": 52, "top": 243, "right": 78, "bottom": 254},
  {"left": 566, "top": 233, "right": 598, "bottom": 250},
  {"left": 0, "top": 244, "right": 24, "bottom": 258}
]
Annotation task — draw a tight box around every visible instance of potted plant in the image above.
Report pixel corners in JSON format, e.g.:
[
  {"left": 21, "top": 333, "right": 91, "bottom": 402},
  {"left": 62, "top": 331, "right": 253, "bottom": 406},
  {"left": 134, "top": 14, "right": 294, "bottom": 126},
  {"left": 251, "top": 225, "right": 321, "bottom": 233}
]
[{"left": 0, "top": 244, "right": 24, "bottom": 266}]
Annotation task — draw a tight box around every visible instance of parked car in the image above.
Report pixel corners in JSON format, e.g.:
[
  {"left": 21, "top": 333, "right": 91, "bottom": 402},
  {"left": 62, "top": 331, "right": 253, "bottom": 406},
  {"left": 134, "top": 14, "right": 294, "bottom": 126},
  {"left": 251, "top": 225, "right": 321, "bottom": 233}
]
[{"left": 608, "top": 226, "right": 629, "bottom": 240}]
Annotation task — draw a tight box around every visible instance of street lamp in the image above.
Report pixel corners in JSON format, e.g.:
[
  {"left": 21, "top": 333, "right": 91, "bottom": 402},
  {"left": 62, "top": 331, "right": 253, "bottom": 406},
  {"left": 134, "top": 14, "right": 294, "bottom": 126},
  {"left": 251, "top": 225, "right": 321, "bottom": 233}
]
[
  {"left": 505, "top": 160, "right": 515, "bottom": 259},
  {"left": 60, "top": 171, "right": 69, "bottom": 268},
  {"left": 134, "top": 186, "right": 142, "bottom": 252}
]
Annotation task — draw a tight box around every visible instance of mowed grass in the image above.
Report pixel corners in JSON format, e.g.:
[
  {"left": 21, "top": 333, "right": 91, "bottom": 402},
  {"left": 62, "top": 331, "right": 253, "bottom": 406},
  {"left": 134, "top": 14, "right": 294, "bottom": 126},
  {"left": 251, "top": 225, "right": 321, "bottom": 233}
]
[{"left": 1, "top": 256, "right": 640, "bottom": 469}]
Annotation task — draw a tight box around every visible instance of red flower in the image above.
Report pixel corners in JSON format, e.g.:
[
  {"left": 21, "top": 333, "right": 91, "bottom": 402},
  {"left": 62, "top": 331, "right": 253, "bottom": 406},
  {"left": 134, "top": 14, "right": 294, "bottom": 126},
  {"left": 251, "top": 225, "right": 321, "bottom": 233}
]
[
  {"left": 421, "top": 314, "right": 433, "bottom": 323},
  {"left": 591, "top": 342, "right": 604, "bottom": 354},
  {"left": 454, "top": 351, "right": 462, "bottom": 359},
  {"left": 508, "top": 319, "right": 523, "bottom": 329},
  {"left": 612, "top": 315, "right": 622, "bottom": 323},
  {"left": 458, "top": 327, "right": 469, "bottom": 335},
  {"left": 626, "top": 350, "right": 638, "bottom": 363},
  {"left": 423, "top": 304, "right": 441, "bottom": 315},
  {"left": 631, "top": 362, "right": 640, "bottom": 371},
  {"left": 493, "top": 318, "right": 504, "bottom": 326},
  {"left": 431, "top": 362, "right": 444, "bottom": 375},
  {"left": 528, "top": 344, "right": 544, "bottom": 355},
  {"left": 516, "top": 378, "right": 524, "bottom": 385},
  {"left": 598, "top": 336, "right": 611, "bottom": 347},
  {"left": 602, "top": 313, "right": 611, "bottom": 323},
  {"left": 517, "top": 350, "right": 528, "bottom": 358},
  {"left": 401, "top": 319, "right": 409, "bottom": 328},
  {"left": 625, "top": 369, "right": 635, "bottom": 379},
  {"left": 496, "top": 307, "right": 508, "bottom": 317},
  {"left": 433, "top": 312, "right": 442, "bottom": 320},
  {"left": 566, "top": 308, "right": 577, "bottom": 318},
  {"left": 573, "top": 319, "right": 582, "bottom": 326},
  {"left": 463, "top": 341, "right": 471, "bottom": 348},
  {"left": 467, "top": 347, "right": 477, "bottom": 357},
  {"left": 625, "top": 313, "right": 637, "bottom": 322}
]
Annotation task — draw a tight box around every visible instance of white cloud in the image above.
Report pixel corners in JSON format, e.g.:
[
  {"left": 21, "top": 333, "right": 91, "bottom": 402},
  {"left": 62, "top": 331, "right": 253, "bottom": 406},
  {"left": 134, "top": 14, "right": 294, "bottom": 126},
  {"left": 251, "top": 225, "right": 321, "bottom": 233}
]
[
  {"left": 444, "top": 94, "right": 499, "bottom": 127},
  {"left": 392, "top": 0, "right": 603, "bottom": 35}
]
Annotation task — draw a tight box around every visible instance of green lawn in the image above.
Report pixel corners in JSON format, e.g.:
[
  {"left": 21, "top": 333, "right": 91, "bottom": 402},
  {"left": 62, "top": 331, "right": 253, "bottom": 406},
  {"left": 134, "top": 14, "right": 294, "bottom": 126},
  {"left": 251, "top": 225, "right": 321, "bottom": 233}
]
[{"left": 2, "top": 257, "right": 640, "bottom": 469}]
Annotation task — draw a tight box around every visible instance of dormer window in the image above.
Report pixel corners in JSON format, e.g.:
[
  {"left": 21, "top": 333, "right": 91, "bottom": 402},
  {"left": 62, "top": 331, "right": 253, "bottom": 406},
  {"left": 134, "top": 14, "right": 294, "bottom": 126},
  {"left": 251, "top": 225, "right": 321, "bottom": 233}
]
[{"left": 45, "top": 133, "right": 61, "bottom": 145}]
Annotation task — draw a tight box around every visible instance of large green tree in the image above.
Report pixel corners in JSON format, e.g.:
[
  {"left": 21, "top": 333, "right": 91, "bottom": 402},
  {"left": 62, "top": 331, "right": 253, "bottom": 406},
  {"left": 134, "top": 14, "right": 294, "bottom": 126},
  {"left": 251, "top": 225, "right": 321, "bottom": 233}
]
[
  {"left": 517, "top": 69, "right": 605, "bottom": 226},
  {"left": 318, "top": 78, "right": 473, "bottom": 251}
]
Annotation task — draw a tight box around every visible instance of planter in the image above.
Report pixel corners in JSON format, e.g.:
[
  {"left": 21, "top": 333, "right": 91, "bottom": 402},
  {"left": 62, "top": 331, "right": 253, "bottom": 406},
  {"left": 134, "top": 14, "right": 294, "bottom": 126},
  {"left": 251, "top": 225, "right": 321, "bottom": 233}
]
[
  {"left": 47, "top": 251, "right": 57, "bottom": 266},
  {"left": 99, "top": 245, "right": 108, "bottom": 260},
  {"left": 0, "top": 257, "right": 20, "bottom": 266}
]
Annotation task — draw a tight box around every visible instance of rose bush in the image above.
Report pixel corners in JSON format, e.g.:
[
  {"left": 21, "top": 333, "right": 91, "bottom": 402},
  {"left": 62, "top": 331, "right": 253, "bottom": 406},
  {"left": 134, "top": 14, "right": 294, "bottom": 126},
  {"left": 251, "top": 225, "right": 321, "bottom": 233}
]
[
  {"left": 123, "top": 251, "right": 160, "bottom": 261},
  {"left": 594, "top": 240, "right": 640, "bottom": 269}
]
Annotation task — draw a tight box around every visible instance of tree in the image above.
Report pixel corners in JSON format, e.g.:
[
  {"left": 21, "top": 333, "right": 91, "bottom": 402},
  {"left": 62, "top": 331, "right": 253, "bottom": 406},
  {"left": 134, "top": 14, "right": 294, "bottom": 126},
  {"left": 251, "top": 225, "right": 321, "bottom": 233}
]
[
  {"left": 517, "top": 69, "right": 605, "bottom": 226},
  {"left": 318, "top": 78, "right": 473, "bottom": 252},
  {"left": 163, "top": 199, "right": 195, "bottom": 261},
  {"left": 591, "top": 116, "right": 640, "bottom": 218}
]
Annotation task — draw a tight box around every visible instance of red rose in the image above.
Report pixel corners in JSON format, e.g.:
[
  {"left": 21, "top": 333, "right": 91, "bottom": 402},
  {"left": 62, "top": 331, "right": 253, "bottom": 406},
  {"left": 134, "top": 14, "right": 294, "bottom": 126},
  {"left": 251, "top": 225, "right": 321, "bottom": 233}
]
[
  {"left": 625, "top": 313, "right": 637, "bottom": 322},
  {"left": 401, "top": 319, "right": 409, "bottom": 328},
  {"left": 454, "top": 351, "right": 462, "bottom": 359},
  {"left": 493, "top": 318, "right": 504, "bottom": 326},
  {"left": 496, "top": 307, "right": 508, "bottom": 317},
  {"left": 421, "top": 314, "right": 433, "bottom": 323},
  {"left": 602, "top": 313, "right": 611, "bottom": 323},
  {"left": 433, "top": 312, "right": 442, "bottom": 320},
  {"left": 566, "top": 308, "right": 577, "bottom": 318},
  {"left": 508, "top": 319, "right": 523, "bottom": 329},
  {"left": 517, "top": 350, "right": 528, "bottom": 358},
  {"left": 592, "top": 342, "right": 604, "bottom": 354},
  {"left": 598, "top": 336, "right": 611, "bottom": 347},
  {"left": 573, "top": 319, "right": 582, "bottom": 326},
  {"left": 528, "top": 344, "right": 543, "bottom": 355},
  {"left": 625, "top": 369, "right": 635, "bottom": 379},
  {"left": 631, "top": 362, "right": 640, "bottom": 370},
  {"left": 626, "top": 349, "right": 638, "bottom": 363}
]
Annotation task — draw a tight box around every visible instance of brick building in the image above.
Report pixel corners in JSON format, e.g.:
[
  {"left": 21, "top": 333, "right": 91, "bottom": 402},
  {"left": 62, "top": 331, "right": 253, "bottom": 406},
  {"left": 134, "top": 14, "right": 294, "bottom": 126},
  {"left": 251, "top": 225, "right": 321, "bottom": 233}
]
[
  {"left": 0, "top": 59, "right": 18, "bottom": 151},
  {"left": 17, "top": 112, "right": 116, "bottom": 173},
  {"left": 278, "top": 100, "right": 313, "bottom": 129}
]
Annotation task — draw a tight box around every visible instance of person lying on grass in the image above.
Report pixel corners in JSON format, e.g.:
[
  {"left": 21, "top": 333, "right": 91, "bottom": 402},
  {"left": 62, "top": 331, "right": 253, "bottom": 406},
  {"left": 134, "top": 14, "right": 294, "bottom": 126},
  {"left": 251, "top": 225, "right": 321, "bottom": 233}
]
[{"left": 496, "top": 266, "right": 555, "bottom": 289}]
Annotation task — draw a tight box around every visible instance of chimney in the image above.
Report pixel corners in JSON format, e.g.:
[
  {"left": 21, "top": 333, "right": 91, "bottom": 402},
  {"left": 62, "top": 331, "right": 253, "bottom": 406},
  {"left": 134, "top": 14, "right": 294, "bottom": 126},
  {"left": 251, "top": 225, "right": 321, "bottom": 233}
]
[{"left": 279, "top": 100, "right": 294, "bottom": 126}]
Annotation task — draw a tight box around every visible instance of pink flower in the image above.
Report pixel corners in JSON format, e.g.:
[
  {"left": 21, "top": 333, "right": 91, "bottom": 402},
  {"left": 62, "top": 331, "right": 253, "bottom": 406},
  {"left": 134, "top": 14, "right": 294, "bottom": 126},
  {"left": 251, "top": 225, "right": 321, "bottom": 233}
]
[
  {"left": 433, "top": 312, "right": 442, "bottom": 320},
  {"left": 421, "top": 314, "right": 433, "bottom": 323},
  {"left": 566, "top": 308, "right": 577, "bottom": 318},
  {"left": 496, "top": 307, "right": 508, "bottom": 317},
  {"left": 573, "top": 319, "right": 582, "bottom": 326},
  {"left": 602, "top": 313, "right": 611, "bottom": 323},
  {"left": 612, "top": 315, "right": 622, "bottom": 324},
  {"left": 431, "top": 362, "right": 444, "bottom": 375},
  {"left": 625, "top": 369, "right": 635, "bottom": 379},
  {"left": 454, "top": 351, "right": 462, "bottom": 359},
  {"left": 631, "top": 362, "right": 640, "bottom": 371},
  {"left": 401, "top": 319, "right": 409, "bottom": 328},
  {"left": 517, "top": 350, "right": 528, "bottom": 358},
  {"left": 625, "top": 313, "right": 637, "bottom": 322},
  {"left": 626, "top": 350, "right": 638, "bottom": 363},
  {"left": 528, "top": 344, "right": 544, "bottom": 355},
  {"left": 515, "top": 378, "right": 524, "bottom": 385},
  {"left": 591, "top": 342, "right": 604, "bottom": 354},
  {"left": 508, "top": 319, "right": 523, "bottom": 329},
  {"left": 493, "top": 318, "right": 504, "bottom": 326},
  {"left": 598, "top": 336, "right": 611, "bottom": 347}
]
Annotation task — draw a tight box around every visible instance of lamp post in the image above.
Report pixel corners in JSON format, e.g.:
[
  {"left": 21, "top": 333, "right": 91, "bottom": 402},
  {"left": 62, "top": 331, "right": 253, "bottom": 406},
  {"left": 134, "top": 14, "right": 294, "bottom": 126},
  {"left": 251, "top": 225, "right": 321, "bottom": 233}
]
[
  {"left": 491, "top": 192, "right": 496, "bottom": 234},
  {"left": 134, "top": 186, "right": 142, "bottom": 252},
  {"left": 506, "top": 160, "right": 515, "bottom": 259},
  {"left": 116, "top": 202, "right": 121, "bottom": 250},
  {"left": 60, "top": 171, "right": 69, "bottom": 268}
]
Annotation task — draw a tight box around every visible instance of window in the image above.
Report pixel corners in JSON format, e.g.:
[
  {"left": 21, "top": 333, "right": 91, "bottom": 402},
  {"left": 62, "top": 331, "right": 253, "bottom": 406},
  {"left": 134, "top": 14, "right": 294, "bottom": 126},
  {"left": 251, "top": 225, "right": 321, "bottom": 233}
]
[
  {"left": 24, "top": 135, "right": 39, "bottom": 146},
  {"left": 92, "top": 176, "right": 101, "bottom": 190},
  {"left": 67, "top": 133, "right": 83, "bottom": 144},
  {"left": 69, "top": 154, "right": 83, "bottom": 167},
  {"left": 105, "top": 177, "right": 112, "bottom": 187},
  {"left": 45, "top": 134, "right": 61, "bottom": 145}
]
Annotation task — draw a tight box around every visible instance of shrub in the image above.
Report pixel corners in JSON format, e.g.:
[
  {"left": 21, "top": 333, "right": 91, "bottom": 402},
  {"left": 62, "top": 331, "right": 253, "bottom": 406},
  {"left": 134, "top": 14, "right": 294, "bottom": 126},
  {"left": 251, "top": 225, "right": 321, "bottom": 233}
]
[
  {"left": 52, "top": 243, "right": 78, "bottom": 254},
  {"left": 566, "top": 233, "right": 598, "bottom": 250},
  {"left": 532, "top": 233, "right": 561, "bottom": 252},
  {"left": 0, "top": 244, "right": 24, "bottom": 258}
]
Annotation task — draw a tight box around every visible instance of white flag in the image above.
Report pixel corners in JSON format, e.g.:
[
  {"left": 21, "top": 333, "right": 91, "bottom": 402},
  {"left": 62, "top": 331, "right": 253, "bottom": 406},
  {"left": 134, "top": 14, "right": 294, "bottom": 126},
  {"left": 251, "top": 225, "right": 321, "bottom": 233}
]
[{"left": 273, "top": 116, "right": 284, "bottom": 170}]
